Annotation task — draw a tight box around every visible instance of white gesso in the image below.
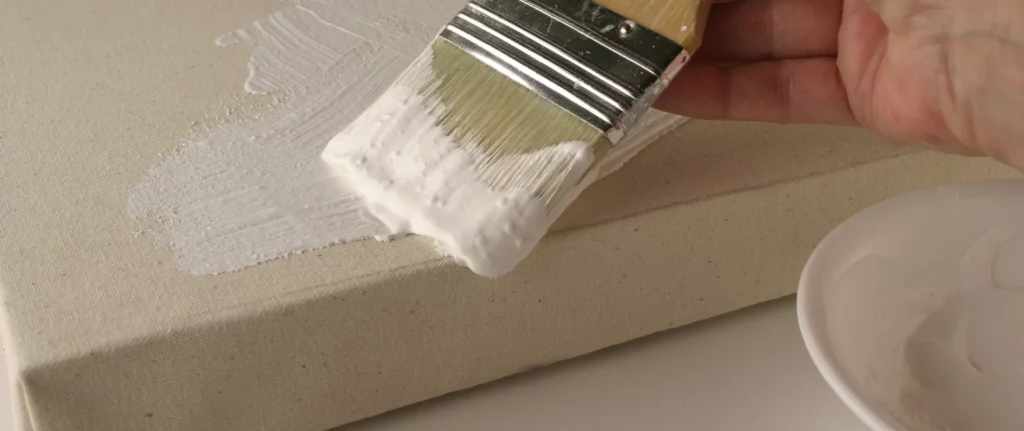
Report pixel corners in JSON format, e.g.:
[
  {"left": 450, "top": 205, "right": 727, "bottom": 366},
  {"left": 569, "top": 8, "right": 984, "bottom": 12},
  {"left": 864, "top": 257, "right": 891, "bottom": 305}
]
[
  {"left": 817, "top": 183, "right": 1024, "bottom": 431},
  {"left": 129, "top": 0, "right": 685, "bottom": 276},
  {"left": 322, "top": 78, "right": 595, "bottom": 278},
  {"left": 899, "top": 228, "right": 1024, "bottom": 431}
]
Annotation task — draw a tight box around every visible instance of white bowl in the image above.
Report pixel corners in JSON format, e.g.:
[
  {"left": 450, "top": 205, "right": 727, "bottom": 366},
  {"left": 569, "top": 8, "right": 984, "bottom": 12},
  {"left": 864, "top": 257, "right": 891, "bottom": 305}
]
[{"left": 798, "top": 180, "right": 1024, "bottom": 431}]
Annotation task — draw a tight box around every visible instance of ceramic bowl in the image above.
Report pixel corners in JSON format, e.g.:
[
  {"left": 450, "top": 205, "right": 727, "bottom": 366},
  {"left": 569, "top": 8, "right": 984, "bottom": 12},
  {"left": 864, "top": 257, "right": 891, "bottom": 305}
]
[{"left": 797, "top": 180, "right": 1024, "bottom": 431}]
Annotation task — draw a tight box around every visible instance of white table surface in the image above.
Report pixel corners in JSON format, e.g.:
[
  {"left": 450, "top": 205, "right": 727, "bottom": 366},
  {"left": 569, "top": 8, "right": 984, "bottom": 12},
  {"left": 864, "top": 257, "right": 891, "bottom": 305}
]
[{"left": 0, "top": 297, "right": 869, "bottom": 431}]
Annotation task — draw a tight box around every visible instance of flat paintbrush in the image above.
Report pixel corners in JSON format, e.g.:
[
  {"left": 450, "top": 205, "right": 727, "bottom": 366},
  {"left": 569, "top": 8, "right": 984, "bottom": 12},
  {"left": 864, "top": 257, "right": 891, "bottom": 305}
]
[{"left": 323, "top": 0, "right": 710, "bottom": 277}]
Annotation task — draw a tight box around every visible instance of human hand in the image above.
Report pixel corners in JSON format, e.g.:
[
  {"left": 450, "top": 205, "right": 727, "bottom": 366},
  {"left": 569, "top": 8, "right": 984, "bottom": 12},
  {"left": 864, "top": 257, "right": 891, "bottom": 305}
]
[{"left": 655, "top": 0, "right": 1024, "bottom": 171}]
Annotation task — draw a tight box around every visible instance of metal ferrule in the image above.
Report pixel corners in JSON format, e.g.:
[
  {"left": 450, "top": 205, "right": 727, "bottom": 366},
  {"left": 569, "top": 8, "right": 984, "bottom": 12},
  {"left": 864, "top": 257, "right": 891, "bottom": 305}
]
[{"left": 439, "top": 0, "right": 690, "bottom": 144}]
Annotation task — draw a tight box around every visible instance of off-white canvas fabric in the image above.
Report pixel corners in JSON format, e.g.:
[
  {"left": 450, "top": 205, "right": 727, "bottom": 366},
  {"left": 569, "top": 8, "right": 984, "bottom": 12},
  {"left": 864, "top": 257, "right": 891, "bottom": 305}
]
[{"left": 0, "top": 0, "right": 1016, "bottom": 430}]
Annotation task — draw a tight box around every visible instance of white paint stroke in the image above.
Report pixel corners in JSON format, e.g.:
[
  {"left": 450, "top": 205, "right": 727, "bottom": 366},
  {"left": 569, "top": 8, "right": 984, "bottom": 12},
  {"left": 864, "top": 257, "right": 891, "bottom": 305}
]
[{"left": 129, "top": 0, "right": 685, "bottom": 275}]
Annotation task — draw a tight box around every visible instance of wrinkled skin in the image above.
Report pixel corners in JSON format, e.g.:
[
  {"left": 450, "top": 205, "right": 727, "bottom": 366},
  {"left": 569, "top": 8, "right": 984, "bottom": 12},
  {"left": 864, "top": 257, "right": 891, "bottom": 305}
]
[{"left": 656, "top": 0, "right": 1024, "bottom": 171}]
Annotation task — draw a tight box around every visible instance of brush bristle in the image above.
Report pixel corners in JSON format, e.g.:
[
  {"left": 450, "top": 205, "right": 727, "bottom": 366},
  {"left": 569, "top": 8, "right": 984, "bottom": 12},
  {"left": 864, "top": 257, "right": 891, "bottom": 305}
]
[
  {"left": 321, "top": 39, "right": 620, "bottom": 277},
  {"left": 400, "top": 38, "right": 610, "bottom": 209},
  {"left": 322, "top": 9, "right": 696, "bottom": 277}
]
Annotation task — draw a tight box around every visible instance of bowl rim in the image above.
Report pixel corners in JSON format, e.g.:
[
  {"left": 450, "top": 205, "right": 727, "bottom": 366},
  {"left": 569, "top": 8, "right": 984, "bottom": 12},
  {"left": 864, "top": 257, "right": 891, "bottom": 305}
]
[
  {"left": 796, "top": 193, "right": 908, "bottom": 431},
  {"left": 797, "top": 179, "right": 1024, "bottom": 431}
]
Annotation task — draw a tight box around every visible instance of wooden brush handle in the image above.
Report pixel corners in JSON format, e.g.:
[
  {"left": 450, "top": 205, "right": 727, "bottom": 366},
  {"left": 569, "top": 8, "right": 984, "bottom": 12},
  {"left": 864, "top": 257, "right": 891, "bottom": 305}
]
[{"left": 594, "top": 0, "right": 710, "bottom": 49}]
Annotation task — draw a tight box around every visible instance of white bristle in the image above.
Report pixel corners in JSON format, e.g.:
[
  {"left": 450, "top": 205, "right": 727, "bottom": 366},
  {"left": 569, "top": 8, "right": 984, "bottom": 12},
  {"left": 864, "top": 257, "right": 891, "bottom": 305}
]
[
  {"left": 319, "top": 0, "right": 710, "bottom": 278},
  {"left": 323, "top": 40, "right": 604, "bottom": 278}
]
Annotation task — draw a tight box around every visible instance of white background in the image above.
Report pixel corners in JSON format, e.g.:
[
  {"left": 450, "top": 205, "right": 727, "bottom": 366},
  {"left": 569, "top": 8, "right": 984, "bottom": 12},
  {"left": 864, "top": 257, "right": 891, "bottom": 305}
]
[{"left": 0, "top": 298, "right": 871, "bottom": 431}]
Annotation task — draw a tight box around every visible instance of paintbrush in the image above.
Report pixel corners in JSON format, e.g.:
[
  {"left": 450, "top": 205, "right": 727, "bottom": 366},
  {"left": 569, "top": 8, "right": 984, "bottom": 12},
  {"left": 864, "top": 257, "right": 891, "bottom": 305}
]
[{"left": 322, "top": 0, "right": 709, "bottom": 277}]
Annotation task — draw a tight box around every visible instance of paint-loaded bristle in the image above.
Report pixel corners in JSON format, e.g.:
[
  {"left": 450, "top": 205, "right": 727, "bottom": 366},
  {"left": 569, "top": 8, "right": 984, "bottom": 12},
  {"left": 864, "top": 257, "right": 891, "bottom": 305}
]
[
  {"left": 323, "top": 0, "right": 706, "bottom": 278},
  {"left": 418, "top": 38, "right": 611, "bottom": 208},
  {"left": 322, "top": 41, "right": 610, "bottom": 277}
]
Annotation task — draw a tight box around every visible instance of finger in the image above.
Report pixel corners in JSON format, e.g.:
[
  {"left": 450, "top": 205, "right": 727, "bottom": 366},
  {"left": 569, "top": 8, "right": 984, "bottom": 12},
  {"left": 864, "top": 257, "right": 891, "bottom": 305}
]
[
  {"left": 701, "top": 0, "right": 843, "bottom": 62},
  {"left": 655, "top": 57, "right": 857, "bottom": 125}
]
